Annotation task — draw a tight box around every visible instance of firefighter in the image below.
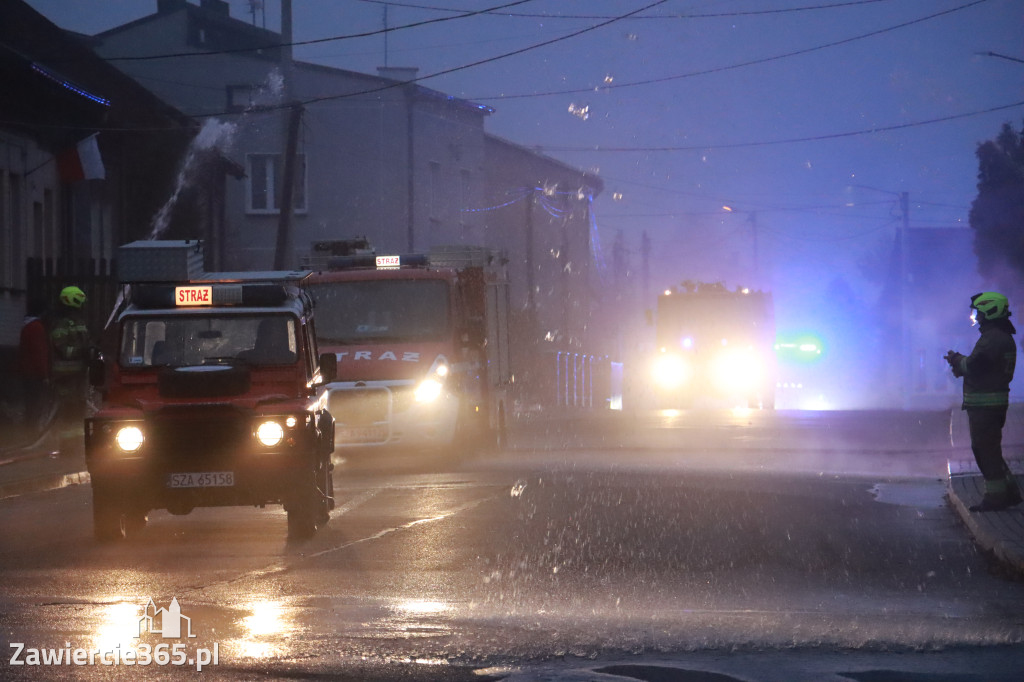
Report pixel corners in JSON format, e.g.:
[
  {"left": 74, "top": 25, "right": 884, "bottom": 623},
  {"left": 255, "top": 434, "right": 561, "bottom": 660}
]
[
  {"left": 945, "top": 291, "right": 1022, "bottom": 512},
  {"left": 50, "top": 285, "right": 91, "bottom": 425}
]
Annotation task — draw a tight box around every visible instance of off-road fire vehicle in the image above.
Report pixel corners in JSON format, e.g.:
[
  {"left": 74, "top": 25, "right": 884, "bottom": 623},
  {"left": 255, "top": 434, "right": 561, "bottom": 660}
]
[{"left": 85, "top": 241, "right": 336, "bottom": 541}]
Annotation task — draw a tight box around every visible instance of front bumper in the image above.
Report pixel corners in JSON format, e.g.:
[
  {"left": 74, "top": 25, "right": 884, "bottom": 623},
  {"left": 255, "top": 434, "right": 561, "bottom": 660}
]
[{"left": 88, "top": 454, "right": 313, "bottom": 510}]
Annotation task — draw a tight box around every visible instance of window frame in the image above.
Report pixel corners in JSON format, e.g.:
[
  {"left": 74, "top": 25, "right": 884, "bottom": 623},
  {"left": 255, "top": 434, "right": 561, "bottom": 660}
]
[{"left": 245, "top": 152, "right": 308, "bottom": 215}]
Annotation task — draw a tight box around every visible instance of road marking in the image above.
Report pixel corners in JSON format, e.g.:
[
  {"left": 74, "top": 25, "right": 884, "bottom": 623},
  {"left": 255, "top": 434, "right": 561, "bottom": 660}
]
[
  {"left": 174, "top": 490, "right": 501, "bottom": 596},
  {"left": 305, "top": 495, "right": 496, "bottom": 561},
  {"left": 332, "top": 489, "right": 379, "bottom": 515}
]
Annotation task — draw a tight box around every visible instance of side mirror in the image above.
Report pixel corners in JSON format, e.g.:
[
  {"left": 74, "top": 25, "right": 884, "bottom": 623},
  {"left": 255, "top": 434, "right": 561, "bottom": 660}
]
[
  {"left": 88, "top": 348, "right": 105, "bottom": 387},
  {"left": 318, "top": 353, "right": 337, "bottom": 383}
]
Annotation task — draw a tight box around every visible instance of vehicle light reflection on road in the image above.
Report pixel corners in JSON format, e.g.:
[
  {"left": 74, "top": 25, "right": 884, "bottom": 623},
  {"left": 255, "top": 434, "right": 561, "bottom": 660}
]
[
  {"left": 396, "top": 599, "right": 450, "bottom": 616},
  {"left": 232, "top": 599, "right": 291, "bottom": 659},
  {"left": 92, "top": 602, "right": 141, "bottom": 654},
  {"left": 366, "top": 599, "right": 454, "bottom": 643}
]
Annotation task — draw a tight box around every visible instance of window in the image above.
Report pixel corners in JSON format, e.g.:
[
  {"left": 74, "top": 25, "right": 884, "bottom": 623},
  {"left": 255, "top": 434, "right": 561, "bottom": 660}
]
[
  {"left": 246, "top": 153, "right": 307, "bottom": 214},
  {"left": 307, "top": 280, "right": 450, "bottom": 344},
  {"left": 226, "top": 85, "right": 255, "bottom": 113}
]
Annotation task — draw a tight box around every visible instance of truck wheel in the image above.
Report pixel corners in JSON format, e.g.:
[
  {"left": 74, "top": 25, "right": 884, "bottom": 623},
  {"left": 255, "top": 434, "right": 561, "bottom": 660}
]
[
  {"left": 286, "top": 501, "right": 317, "bottom": 540},
  {"left": 92, "top": 488, "right": 126, "bottom": 542},
  {"left": 318, "top": 464, "right": 333, "bottom": 526},
  {"left": 286, "top": 463, "right": 331, "bottom": 540}
]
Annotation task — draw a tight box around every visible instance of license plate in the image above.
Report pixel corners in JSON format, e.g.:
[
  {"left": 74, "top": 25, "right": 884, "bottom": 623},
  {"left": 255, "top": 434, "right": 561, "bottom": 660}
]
[
  {"left": 338, "top": 425, "right": 388, "bottom": 443},
  {"left": 167, "top": 471, "right": 234, "bottom": 488}
]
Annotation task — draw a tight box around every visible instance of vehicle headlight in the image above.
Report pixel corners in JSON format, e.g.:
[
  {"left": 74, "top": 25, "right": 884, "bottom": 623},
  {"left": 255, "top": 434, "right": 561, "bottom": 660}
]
[
  {"left": 415, "top": 356, "right": 450, "bottom": 403},
  {"left": 114, "top": 425, "right": 145, "bottom": 453},
  {"left": 652, "top": 353, "right": 691, "bottom": 389},
  {"left": 255, "top": 420, "right": 285, "bottom": 447},
  {"left": 415, "top": 378, "right": 444, "bottom": 403}
]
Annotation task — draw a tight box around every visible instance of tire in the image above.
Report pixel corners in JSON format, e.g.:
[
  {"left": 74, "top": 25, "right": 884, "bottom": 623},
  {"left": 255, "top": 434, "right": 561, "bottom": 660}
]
[
  {"left": 286, "top": 501, "right": 317, "bottom": 540},
  {"left": 92, "top": 487, "right": 126, "bottom": 542},
  {"left": 286, "top": 460, "right": 331, "bottom": 540}
]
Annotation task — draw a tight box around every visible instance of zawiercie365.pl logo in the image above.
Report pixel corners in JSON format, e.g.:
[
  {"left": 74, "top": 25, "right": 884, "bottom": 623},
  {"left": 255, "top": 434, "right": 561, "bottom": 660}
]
[{"left": 9, "top": 597, "right": 219, "bottom": 671}]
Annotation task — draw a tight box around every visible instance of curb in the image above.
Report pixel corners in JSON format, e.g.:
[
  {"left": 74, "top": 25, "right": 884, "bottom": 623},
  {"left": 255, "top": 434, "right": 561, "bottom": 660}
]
[
  {"left": 0, "top": 468, "right": 90, "bottom": 501},
  {"left": 947, "top": 461, "right": 1024, "bottom": 578},
  {"left": 0, "top": 430, "right": 90, "bottom": 501}
]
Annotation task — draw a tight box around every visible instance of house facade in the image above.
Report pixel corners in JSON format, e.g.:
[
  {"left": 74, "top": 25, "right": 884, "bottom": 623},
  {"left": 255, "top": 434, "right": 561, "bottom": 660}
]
[
  {"left": 92, "top": 0, "right": 492, "bottom": 270},
  {"left": 0, "top": 0, "right": 196, "bottom": 396}
]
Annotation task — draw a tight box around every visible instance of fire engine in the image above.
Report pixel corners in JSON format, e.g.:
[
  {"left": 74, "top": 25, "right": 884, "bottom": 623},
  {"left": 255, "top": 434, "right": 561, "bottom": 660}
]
[
  {"left": 85, "top": 240, "right": 337, "bottom": 541},
  {"left": 650, "top": 281, "right": 776, "bottom": 409},
  {"left": 304, "top": 240, "right": 510, "bottom": 453}
]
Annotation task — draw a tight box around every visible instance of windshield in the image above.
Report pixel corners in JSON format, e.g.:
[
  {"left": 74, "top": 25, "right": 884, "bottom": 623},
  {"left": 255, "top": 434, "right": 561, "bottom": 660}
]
[
  {"left": 120, "top": 314, "right": 297, "bottom": 367},
  {"left": 307, "top": 279, "right": 450, "bottom": 344}
]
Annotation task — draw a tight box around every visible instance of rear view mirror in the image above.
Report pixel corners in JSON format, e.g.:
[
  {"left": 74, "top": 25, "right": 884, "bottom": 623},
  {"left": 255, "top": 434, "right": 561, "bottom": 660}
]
[{"left": 319, "top": 353, "right": 337, "bottom": 383}]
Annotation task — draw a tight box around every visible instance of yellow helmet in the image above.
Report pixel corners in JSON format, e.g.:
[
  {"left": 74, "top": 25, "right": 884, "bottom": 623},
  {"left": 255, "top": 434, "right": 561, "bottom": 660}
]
[{"left": 59, "top": 285, "right": 86, "bottom": 309}]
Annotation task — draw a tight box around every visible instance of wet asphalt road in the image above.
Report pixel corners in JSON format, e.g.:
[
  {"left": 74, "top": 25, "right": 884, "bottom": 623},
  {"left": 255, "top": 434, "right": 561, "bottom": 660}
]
[{"left": 1, "top": 409, "right": 1023, "bottom": 681}]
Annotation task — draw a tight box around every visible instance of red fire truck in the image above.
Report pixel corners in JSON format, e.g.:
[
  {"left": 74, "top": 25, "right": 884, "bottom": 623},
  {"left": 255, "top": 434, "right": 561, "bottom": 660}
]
[
  {"left": 650, "top": 281, "right": 776, "bottom": 409},
  {"left": 304, "top": 241, "right": 511, "bottom": 454},
  {"left": 85, "top": 241, "right": 337, "bottom": 541}
]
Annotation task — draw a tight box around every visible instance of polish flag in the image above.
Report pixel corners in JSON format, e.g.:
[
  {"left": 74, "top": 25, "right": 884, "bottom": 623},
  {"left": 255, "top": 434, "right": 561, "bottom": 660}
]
[{"left": 57, "top": 133, "right": 105, "bottom": 182}]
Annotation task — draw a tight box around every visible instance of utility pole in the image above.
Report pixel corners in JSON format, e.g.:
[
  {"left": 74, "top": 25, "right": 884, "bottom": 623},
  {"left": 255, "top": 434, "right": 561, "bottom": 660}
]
[
  {"left": 748, "top": 211, "right": 759, "bottom": 287},
  {"left": 899, "top": 191, "right": 910, "bottom": 407},
  {"left": 641, "top": 230, "right": 650, "bottom": 304},
  {"left": 274, "top": 0, "right": 301, "bottom": 270}
]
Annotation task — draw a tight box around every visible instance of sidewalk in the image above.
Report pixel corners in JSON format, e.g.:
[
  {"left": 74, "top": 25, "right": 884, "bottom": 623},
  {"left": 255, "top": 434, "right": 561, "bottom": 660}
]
[
  {"left": 947, "top": 458, "right": 1024, "bottom": 577},
  {"left": 2, "top": 409, "right": 1024, "bottom": 578},
  {"left": 947, "top": 405, "right": 1024, "bottom": 577},
  {"left": 0, "top": 424, "right": 89, "bottom": 500}
]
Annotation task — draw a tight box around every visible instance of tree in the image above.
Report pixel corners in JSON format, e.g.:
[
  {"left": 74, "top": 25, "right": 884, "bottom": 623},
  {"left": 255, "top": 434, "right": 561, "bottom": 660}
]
[{"left": 969, "top": 121, "right": 1024, "bottom": 301}]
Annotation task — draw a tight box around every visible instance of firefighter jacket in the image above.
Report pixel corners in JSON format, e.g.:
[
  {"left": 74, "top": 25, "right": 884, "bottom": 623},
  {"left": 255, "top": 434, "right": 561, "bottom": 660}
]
[
  {"left": 50, "top": 311, "right": 90, "bottom": 378},
  {"left": 952, "top": 319, "right": 1017, "bottom": 409}
]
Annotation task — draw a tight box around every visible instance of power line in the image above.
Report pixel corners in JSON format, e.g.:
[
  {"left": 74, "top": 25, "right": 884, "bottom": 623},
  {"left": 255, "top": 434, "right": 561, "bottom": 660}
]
[
  {"left": 468, "top": 0, "right": 993, "bottom": 101},
  {"left": 298, "top": 0, "right": 670, "bottom": 108},
  {"left": 535, "top": 99, "right": 1024, "bottom": 152},
  {"left": 353, "top": 0, "right": 896, "bottom": 19},
  {"left": 103, "top": 0, "right": 537, "bottom": 61}
]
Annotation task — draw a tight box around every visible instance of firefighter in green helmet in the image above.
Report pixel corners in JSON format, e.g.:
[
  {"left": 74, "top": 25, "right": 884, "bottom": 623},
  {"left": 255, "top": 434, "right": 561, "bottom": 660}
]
[
  {"left": 50, "top": 285, "right": 92, "bottom": 425},
  {"left": 945, "top": 291, "right": 1022, "bottom": 511}
]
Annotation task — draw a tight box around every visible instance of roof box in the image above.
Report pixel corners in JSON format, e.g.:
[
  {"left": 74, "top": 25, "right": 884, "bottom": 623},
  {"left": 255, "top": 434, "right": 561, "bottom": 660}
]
[{"left": 117, "top": 240, "right": 205, "bottom": 283}]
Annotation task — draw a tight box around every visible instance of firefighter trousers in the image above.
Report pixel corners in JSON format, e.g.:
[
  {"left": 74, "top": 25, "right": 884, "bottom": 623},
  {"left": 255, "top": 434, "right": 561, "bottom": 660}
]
[{"left": 966, "top": 406, "right": 1012, "bottom": 482}]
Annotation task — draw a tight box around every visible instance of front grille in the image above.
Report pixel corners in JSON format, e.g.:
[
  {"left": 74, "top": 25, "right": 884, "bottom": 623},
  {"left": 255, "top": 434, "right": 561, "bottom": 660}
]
[
  {"left": 148, "top": 405, "right": 251, "bottom": 465},
  {"left": 329, "top": 388, "right": 390, "bottom": 426},
  {"left": 390, "top": 386, "right": 416, "bottom": 413}
]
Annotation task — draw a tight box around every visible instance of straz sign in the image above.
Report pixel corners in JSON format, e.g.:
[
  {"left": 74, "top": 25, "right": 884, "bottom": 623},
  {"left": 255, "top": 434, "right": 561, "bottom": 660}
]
[
  {"left": 375, "top": 255, "right": 400, "bottom": 270},
  {"left": 175, "top": 285, "right": 213, "bottom": 306}
]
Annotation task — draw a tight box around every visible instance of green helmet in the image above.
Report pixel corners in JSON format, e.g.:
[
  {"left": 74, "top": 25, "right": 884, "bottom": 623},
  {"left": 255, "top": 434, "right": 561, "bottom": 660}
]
[
  {"left": 59, "top": 285, "right": 86, "bottom": 309},
  {"left": 970, "top": 291, "right": 1011, "bottom": 321}
]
